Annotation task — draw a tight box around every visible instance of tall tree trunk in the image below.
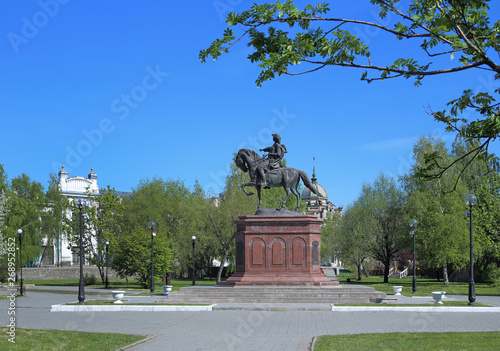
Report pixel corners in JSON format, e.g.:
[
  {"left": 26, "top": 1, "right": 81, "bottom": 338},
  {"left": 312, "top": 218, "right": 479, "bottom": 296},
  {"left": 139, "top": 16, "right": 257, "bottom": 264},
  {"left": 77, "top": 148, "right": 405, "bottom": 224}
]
[
  {"left": 217, "top": 248, "right": 229, "bottom": 283},
  {"left": 357, "top": 264, "right": 362, "bottom": 281},
  {"left": 383, "top": 263, "right": 390, "bottom": 283},
  {"left": 97, "top": 265, "right": 105, "bottom": 285},
  {"left": 443, "top": 260, "right": 449, "bottom": 285}
]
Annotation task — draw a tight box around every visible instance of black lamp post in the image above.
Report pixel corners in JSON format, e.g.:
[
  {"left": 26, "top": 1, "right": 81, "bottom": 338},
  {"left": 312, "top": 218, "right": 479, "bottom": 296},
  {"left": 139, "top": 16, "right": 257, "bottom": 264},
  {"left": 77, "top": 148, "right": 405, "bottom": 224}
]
[
  {"left": 17, "top": 229, "right": 25, "bottom": 297},
  {"left": 409, "top": 219, "right": 418, "bottom": 293},
  {"left": 15, "top": 248, "right": 19, "bottom": 283},
  {"left": 77, "top": 198, "right": 86, "bottom": 304},
  {"left": 105, "top": 241, "right": 110, "bottom": 289},
  {"left": 192, "top": 236, "right": 196, "bottom": 286},
  {"left": 148, "top": 221, "right": 156, "bottom": 293},
  {"left": 465, "top": 194, "right": 478, "bottom": 306}
]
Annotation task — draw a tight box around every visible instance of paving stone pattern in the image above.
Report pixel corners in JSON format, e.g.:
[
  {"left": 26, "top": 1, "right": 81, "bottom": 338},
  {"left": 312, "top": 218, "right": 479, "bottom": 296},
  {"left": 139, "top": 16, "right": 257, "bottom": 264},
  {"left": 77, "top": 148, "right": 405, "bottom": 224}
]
[{"left": 1, "top": 290, "right": 500, "bottom": 351}]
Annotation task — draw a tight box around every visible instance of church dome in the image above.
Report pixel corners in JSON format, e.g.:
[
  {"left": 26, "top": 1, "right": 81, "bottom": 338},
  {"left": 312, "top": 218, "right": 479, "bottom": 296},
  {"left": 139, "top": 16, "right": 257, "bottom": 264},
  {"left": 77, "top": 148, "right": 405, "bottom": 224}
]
[{"left": 301, "top": 183, "right": 327, "bottom": 201}]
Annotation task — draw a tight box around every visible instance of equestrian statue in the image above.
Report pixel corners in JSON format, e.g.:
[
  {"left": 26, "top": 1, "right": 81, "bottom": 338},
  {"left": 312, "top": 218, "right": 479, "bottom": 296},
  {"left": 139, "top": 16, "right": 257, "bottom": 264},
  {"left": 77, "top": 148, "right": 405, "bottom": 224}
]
[{"left": 234, "top": 133, "right": 320, "bottom": 212}]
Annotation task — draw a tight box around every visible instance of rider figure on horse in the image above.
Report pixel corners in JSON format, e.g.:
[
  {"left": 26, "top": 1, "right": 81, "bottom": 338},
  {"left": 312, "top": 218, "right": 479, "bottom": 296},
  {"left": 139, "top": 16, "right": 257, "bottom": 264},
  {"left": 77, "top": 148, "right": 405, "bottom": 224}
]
[{"left": 257, "top": 133, "right": 287, "bottom": 188}]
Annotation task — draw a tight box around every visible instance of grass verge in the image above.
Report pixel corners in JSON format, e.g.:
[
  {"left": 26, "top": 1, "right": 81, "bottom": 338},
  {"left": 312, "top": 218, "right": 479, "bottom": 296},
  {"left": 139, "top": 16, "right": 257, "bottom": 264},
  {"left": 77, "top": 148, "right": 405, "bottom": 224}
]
[
  {"left": 0, "top": 328, "right": 145, "bottom": 351},
  {"left": 314, "top": 331, "right": 500, "bottom": 351},
  {"left": 339, "top": 276, "right": 500, "bottom": 296},
  {"left": 23, "top": 277, "right": 218, "bottom": 292},
  {"left": 333, "top": 301, "right": 491, "bottom": 307},
  {"left": 66, "top": 299, "right": 211, "bottom": 306}
]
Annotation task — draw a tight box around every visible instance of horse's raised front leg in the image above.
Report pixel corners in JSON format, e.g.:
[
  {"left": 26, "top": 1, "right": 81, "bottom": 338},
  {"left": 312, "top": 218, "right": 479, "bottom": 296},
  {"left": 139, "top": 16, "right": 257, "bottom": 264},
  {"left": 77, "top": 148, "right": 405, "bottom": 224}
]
[{"left": 241, "top": 182, "right": 255, "bottom": 196}]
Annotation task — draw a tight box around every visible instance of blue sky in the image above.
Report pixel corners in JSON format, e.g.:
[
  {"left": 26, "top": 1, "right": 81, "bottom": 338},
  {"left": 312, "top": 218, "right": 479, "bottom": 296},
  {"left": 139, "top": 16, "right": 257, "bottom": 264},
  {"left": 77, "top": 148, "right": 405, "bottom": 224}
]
[{"left": 1, "top": 0, "right": 499, "bottom": 207}]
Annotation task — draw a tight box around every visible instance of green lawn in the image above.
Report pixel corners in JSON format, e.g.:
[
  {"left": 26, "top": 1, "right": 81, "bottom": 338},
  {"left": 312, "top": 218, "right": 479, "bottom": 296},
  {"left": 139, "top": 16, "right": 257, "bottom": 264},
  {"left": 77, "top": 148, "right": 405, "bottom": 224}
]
[
  {"left": 21, "top": 275, "right": 500, "bottom": 297},
  {"left": 338, "top": 276, "right": 500, "bottom": 296},
  {"left": 314, "top": 332, "right": 500, "bottom": 351},
  {"left": 0, "top": 328, "right": 145, "bottom": 351},
  {"left": 23, "top": 277, "right": 217, "bottom": 293},
  {"left": 66, "top": 299, "right": 211, "bottom": 306},
  {"left": 334, "top": 301, "right": 491, "bottom": 307}
]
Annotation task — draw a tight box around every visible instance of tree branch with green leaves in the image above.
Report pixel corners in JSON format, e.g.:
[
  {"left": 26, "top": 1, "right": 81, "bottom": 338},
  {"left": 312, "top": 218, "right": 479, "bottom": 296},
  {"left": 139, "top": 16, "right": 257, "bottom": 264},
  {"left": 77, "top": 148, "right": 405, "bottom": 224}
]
[{"left": 200, "top": 0, "right": 500, "bottom": 184}]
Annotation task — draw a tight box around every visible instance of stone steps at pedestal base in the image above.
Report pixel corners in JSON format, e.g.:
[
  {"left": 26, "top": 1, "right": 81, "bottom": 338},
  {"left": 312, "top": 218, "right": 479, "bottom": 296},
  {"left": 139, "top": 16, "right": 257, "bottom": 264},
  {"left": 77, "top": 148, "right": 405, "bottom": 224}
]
[{"left": 157, "top": 285, "right": 386, "bottom": 304}]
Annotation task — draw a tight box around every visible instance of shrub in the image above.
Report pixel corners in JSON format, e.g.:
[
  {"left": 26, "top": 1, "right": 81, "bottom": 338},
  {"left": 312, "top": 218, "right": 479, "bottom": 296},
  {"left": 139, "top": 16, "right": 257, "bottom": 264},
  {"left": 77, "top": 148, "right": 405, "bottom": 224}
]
[
  {"left": 483, "top": 263, "right": 500, "bottom": 286},
  {"left": 83, "top": 273, "right": 97, "bottom": 286}
]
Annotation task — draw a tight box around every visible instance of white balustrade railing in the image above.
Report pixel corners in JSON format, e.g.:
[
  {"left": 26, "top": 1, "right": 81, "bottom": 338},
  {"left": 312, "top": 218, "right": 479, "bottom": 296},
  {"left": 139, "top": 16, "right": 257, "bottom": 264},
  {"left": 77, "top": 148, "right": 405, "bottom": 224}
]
[{"left": 399, "top": 267, "right": 408, "bottom": 278}]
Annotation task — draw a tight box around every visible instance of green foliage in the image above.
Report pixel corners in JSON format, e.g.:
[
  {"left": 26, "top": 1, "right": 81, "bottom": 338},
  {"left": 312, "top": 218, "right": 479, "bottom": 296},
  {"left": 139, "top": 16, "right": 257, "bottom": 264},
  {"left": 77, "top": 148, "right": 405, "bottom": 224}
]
[
  {"left": 64, "top": 186, "right": 124, "bottom": 284},
  {"left": 0, "top": 256, "right": 9, "bottom": 282},
  {"left": 201, "top": 0, "right": 500, "bottom": 178},
  {"left": 403, "top": 136, "right": 500, "bottom": 281},
  {"left": 323, "top": 205, "right": 374, "bottom": 280},
  {"left": 110, "top": 229, "right": 173, "bottom": 288},
  {"left": 453, "top": 138, "right": 500, "bottom": 276},
  {"left": 483, "top": 263, "right": 500, "bottom": 286},
  {"left": 402, "top": 136, "right": 470, "bottom": 275},
  {"left": 202, "top": 163, "right": 255, "bottom": 282},
  {"left": 120, "top": 178, "right": 204, "bottom": 278},
  {"left": 83, "top": 273, "right": 97, "bottom": 286},
  {"left": 0, "top": 189, "right": 9, "bottom": 257},
  {"left": 44, "top": 173, "right": 69, "bottom": 264},
  {"left": 362, "top": 174, "right": 407, "bottom": 282},
  {"left": 3, "top": 173, "right": 46, "bottom": 265}
]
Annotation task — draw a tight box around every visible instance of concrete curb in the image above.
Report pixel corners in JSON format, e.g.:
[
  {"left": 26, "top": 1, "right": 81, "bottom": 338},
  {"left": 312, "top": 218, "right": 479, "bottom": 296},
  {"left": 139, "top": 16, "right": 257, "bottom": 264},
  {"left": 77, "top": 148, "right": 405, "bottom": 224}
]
[
  {"left": 50, "top": 303, "right": 216, "bottom": 312},
  {"left": 331, "top": 305, "right": 500, "bottom": 312}
]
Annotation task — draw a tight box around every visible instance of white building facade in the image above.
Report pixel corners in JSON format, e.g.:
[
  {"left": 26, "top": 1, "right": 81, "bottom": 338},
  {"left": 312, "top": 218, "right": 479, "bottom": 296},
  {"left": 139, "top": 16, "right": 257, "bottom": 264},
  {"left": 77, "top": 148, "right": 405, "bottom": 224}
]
[{"left": 39, "top": 167, "right": 100, "bottom": 266}]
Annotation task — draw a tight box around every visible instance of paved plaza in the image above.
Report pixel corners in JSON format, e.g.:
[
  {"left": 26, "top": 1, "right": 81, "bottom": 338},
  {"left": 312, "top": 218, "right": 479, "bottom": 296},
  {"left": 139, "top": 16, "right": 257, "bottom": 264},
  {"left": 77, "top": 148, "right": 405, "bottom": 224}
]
[{"left": 2, "top": 288, "right": 500, "bottom": 350}]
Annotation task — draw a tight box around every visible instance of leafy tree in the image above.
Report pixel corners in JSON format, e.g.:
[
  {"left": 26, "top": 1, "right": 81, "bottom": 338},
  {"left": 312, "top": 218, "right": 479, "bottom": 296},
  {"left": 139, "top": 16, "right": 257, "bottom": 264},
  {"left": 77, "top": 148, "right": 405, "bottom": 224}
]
[
  {"left": 0, "top": 165, "right": 9, "bottom": 258},
  {"left": 452, "top": 138, "right": 500, "bottom": 282},
  {"left": 204, "top": 163, "right": 255, "bottom": 283},
  {"left": 0, "top": 189, "right": 9, "bottom": 258},
  {"left": 5, "top": 174, "right": 46, "bottom": 266},
  {"left": 110, "top": 228, "right": 173, "bottom": 288},
  {"left": 121, "top": 178, "right": 194, "bottom": 281},
  {"left": 324, "top": 203, "right": 375, "bottom": 280},
  {"left": 360, "top": 173, "right": 407, "bottom": 283},
  {"left": 44, "top": 174, "right": 69, "bottom": 266},
  {"left": 201, "top": 0, "right": 500, "bottom": 180},
  {"left": 401, "top": 136, "right": 469, "bottom": 284},
  {"left": 64, "top": 186, "right": 124, "bottom": 284},
  {"left": 0, "top": 164, "right": 8, "bottom": 193}
]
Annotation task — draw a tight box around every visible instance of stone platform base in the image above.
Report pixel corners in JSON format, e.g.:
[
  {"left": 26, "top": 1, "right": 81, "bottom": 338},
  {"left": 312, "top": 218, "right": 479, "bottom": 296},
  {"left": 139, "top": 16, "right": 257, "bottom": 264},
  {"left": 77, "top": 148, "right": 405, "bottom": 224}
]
[
  {"left": 157, "top": 285, "right": 386, "bottom": 304},
  {"left": 227, "top": 214, "right": 334, "bottom": 286},
  {"left": 218, "top": 272, "right": 339, "bottom": 286}
]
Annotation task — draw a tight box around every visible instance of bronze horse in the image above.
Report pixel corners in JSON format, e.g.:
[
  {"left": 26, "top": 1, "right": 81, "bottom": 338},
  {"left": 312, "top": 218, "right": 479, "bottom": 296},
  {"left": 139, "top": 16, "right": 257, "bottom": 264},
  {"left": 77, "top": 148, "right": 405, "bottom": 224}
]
[{"left": 234, "top": 149, "right": 320, "bottom": 211}]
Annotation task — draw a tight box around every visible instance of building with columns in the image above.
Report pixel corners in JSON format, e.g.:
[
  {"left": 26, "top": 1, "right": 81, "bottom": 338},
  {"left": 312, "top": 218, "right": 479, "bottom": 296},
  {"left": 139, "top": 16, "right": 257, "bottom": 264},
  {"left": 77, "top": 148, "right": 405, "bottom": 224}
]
[{"left": 40, "top": 167, "right": 102, "bottom": 266}]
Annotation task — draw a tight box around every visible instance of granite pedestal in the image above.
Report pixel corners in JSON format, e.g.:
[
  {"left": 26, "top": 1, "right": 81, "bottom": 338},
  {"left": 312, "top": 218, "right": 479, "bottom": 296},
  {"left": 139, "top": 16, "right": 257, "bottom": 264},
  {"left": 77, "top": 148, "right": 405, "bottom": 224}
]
[{"left": 219, "top": 214, "right": 337, "bottom": 286}]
